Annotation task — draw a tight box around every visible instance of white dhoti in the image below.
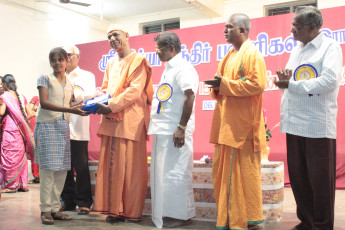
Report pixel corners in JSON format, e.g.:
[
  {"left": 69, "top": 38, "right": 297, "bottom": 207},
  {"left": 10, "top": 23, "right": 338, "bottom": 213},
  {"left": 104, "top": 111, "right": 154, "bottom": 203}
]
[{"left": 150, "top": 134, "right": 196, "bottom": 228}]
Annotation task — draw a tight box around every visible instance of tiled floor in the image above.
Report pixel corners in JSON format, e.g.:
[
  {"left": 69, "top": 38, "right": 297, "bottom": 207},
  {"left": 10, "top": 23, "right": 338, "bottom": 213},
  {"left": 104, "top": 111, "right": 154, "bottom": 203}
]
[{"left": 0, "top": 184, "right": 345, "bottom": 230}]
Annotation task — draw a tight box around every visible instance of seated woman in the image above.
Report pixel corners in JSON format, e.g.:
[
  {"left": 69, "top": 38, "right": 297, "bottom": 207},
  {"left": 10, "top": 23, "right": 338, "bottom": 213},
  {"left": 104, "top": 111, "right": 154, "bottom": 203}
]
[{"left": 0, "top": 74, "right": 34, "bottom": 193}]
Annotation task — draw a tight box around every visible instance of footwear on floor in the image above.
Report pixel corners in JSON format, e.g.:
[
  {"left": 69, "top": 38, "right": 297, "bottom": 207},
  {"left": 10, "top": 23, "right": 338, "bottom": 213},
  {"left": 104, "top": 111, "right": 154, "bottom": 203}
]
[
  {"left": 105, "top": 215, "right": 125, "bottom": 224},
  {"left": 162, "top": 217, "right": 192, "bottom": 228},
  {"left": 29, "top": 178, "right": 40, "bottom": 184},
  {"left": 51, "top": 211, "right": 72, "bottom": 220},
  {"left": 41, "top": 212, "right": 54, "bottom": 225},
  {"left": 2, "top": 188, "right": 17, "bottom": 193},
  {"left": 248, "top": 224, "right": 259, "bottom": 229},
  {"left": 78, "top": 207, "right": 90, "bottom": 215},
  {"left": 124, "top": 218, "right": 141, "bottom": 223},
  {"left": 18, "top": 187, "right": 29, "bottom": 192}
]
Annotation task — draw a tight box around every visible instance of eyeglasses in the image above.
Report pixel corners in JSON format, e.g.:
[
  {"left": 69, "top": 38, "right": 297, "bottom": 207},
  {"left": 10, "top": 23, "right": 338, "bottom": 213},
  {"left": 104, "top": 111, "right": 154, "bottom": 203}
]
[
  {"left": 291, "top": 24, "right": 310, "bottom": 31},
  {"left": 68, "top": 53, "right": 77, "bottom": 60}
]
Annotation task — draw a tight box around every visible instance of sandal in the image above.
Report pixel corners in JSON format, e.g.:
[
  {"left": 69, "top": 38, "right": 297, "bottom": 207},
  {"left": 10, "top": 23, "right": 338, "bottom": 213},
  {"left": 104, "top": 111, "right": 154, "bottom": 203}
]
[
  {"left": 2, "top": 188, "right": 17, "bottom": 193},
  {"left": 51, "top": 211, "right": 72, "bottom": 220},
  {"left": 163, "top": 218, "right": 192, "bottom": 228},
  {"left": 78, "top": 207, "right": 90, "bottom": 215},
  {"left": 41, "top": 212, "right": 54, "bottom": 225},
  {"left": 105, "top": 215, "right": 125, "bottom": 224},
  {"left": 125, "top": 218, "right": 141, "bottom": 223},
  {"left": 248, "top": 224, "right": 259, "bottom": 230},
  {"left": 18, "top": 188, "right": 29, "bottom": 192},
  {"left": 29, "top": 178, "right": 40, "bottom": 184}
]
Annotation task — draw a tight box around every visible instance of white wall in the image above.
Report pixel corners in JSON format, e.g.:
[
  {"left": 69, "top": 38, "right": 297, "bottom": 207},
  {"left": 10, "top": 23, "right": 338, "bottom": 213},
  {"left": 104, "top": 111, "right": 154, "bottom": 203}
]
[
  {"left": 318, "top": 0, "right": 345, "bottom": 9},
  {"left": 114, "top": 7, "right": 222, "bottom": 36},
  {"left": 114, "top": 0, "right": 345, "bottom": 38},
  {"left": 0, "top": 1, "right": 108, "bottom": 100},
  {"left": 223, "top": 0, "right": 345, "bottom": 20}
]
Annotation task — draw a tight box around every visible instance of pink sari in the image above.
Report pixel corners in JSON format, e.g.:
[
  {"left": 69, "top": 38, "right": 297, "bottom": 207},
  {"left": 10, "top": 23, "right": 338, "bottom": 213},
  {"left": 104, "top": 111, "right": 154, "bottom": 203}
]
[{"left": 0, "top": 92, "right": 34, "bottom": 190}]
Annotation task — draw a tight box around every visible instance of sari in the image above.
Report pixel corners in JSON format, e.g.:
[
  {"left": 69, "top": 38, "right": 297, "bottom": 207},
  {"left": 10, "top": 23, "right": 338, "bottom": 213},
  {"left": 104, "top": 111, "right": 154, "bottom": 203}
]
[
  {"left": 29, "top": 96, "right": 40, "bottom": 179},
  {"left": 0, "top": 92, "right": 34, "bottom": 190}
]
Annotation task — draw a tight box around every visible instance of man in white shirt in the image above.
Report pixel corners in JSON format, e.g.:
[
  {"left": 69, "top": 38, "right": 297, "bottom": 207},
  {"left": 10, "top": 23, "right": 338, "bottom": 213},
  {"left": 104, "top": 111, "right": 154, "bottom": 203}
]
[
  {"left": 148, "top": 31, "right": 199, "bottom": 228},
  {"left": 274, "top": 6, "right": 343, "bottom": 230},
  {"left": 60, "top": 45, "right": 96, "bottom": 215}
]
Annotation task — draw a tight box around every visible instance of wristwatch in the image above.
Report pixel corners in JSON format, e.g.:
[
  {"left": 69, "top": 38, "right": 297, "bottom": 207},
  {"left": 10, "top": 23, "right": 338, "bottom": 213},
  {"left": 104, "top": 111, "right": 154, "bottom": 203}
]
[{"left": 177, "top": 124, "right": 187, "bottom": 130}]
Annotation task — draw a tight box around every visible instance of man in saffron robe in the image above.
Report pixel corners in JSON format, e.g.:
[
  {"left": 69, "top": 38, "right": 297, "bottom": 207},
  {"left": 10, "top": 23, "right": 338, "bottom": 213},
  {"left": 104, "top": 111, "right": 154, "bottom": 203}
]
[
  {"left": 94, "top": 24, "right": 153, "bottom": 223},
  {"left": 205, "top": 14, "right": 267, "bottom": 230}
]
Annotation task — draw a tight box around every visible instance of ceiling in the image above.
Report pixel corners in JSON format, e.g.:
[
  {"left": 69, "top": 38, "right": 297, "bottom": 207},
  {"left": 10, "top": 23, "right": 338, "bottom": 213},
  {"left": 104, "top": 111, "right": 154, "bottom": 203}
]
[
  {"left": 33, "top": 0, "right": 196, "bottom": 21},
  {"left": 4, "top": 0, "right": 224, "bottom": 24}
]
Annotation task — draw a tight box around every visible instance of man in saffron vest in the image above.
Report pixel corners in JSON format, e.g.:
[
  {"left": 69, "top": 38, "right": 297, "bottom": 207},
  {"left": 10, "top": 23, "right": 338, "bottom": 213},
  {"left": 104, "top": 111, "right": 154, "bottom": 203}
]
[
  {"left": 94, "top": 24, "right": 153, "bottom": 223},
  {"left": 205, "top": 14, "right": 267, "bottom": 230}
]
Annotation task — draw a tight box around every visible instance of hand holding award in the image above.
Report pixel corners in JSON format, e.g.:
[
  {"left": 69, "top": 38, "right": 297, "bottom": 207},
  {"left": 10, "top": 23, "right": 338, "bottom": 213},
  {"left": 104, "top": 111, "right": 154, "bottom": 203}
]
[{"left": 82, "top": 94, "right": 111, "bottom": 114}]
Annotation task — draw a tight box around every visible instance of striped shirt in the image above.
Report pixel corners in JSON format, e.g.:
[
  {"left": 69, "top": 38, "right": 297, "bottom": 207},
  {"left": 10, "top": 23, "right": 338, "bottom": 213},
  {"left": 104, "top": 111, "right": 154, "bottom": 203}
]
[{"left": 280, "top": 32, "right": 343, "bottom": 139}]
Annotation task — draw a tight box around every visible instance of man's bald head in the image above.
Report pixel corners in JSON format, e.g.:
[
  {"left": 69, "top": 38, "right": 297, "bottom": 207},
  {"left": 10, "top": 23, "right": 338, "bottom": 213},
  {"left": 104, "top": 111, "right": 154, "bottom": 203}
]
[{"left": 229, "top": 13, "right": 251, "bottom": 36}]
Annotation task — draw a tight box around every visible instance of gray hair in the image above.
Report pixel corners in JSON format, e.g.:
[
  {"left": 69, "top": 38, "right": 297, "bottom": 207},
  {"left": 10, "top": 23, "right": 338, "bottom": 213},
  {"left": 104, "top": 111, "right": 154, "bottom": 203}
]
[
  {"left": 154, "top": 31, "right": 181, "bottom": 53},
  {"left": 231, "top": 13, "right": 251, "bottom": 35},
  {"left": 295, "top": 6, "right": 323, "bottom": 29}
]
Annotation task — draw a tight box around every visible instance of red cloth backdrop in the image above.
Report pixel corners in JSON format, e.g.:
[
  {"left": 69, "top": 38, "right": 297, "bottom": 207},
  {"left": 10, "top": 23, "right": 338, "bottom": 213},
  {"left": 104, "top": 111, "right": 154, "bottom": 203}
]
[{"left": 77, "top": 6, "right": 345, "bottom": 189}]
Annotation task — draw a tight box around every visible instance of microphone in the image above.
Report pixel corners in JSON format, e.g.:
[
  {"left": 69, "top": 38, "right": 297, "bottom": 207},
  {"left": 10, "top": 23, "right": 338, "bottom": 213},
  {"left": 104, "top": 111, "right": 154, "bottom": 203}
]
[{"left": 205, "top": 157, "right": 210, "bottom": 163}]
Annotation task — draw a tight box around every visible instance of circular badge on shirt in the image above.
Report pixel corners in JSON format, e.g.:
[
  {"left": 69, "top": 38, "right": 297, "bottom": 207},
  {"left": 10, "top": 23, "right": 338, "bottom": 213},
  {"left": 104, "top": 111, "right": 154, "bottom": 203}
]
[
  {"left": 156, "top": 83, "right": 173, "bottom": 102},
  {"left": 294, "top": 64, "right": 318, "bottom": 81},
  {"left": 74, "top": 85, "right": 84, "bottom": 92}
]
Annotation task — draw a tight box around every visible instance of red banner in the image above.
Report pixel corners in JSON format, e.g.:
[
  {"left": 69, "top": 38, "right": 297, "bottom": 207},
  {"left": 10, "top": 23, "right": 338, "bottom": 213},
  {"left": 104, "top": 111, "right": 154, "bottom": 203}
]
[{"left": 78, "top": 6, "right": 345, "bottom": 188}]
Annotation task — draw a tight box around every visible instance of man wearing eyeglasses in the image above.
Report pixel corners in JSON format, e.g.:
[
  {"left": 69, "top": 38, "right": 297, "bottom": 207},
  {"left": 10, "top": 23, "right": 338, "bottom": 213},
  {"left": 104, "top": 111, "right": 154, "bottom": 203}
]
[
  {"left": 60, "top": 45, "right": 95, "bottom": 215},
  {"left": 274, "top": 6, "right": 342, "bottom": 230}
]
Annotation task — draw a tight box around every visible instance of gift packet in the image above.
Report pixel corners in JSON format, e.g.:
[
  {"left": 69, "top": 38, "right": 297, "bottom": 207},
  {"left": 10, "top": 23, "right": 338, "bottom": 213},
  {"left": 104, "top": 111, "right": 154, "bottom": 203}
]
[{"left": 82, "top": 94, "right": 111, "bottom": 114}]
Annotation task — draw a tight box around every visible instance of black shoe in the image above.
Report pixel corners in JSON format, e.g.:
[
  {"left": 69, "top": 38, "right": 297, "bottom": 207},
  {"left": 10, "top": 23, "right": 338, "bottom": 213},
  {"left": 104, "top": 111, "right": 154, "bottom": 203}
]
[
  {"left": 18, "top": 188, "right": 29, "bottom": 192},
  {"left": 105, "top": 215, "right": 125, "bottom": 224}
]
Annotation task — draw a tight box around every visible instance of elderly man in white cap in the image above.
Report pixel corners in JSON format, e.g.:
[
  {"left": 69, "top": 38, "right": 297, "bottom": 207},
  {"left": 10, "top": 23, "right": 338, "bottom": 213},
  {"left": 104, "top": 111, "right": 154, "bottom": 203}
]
[
  {"left": 60, "top": 45, "right": 95, "bottom": 215},
  {"left": 93, "top": 24, "right": 153, "bottom": 223}
]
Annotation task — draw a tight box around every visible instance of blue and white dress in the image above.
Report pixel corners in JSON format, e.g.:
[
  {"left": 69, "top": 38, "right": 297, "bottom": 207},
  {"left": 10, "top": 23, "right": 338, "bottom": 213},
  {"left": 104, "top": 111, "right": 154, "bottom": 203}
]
[{"left": 34, "top": 74, "right": 71, "bottom": 171}]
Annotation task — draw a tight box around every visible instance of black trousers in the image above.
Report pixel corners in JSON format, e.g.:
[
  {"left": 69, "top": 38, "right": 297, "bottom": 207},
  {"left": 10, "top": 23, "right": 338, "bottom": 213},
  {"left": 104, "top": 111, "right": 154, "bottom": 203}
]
[
  {"left": 61, "top": 140, "right": 93, "bottom": 208},
  {"left": 287, "top": 134, "right": 336, "bottom": 230}
]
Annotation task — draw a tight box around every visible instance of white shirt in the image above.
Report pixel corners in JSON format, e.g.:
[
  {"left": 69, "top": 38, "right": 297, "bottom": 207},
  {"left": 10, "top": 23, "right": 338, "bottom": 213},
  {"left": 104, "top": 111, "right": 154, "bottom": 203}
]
[
  {"left": 280, "top": 33, "right": 343, "bottom": 139},
  {"left": 68, "top": 67, "right": 96, "bottom": 141},
  {"left": 148, "top": 53, "right": 199, "bottom": 135}
]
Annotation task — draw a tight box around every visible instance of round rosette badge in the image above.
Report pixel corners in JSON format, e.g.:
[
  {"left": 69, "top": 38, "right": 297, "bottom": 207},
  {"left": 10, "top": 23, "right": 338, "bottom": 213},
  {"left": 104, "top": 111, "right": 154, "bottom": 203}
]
[
  {"left": 156, "top": 83, "right": 173, "bottom": 114},
  {"left": 294, "top": 64, "right": 318, "bottom": 81}
]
